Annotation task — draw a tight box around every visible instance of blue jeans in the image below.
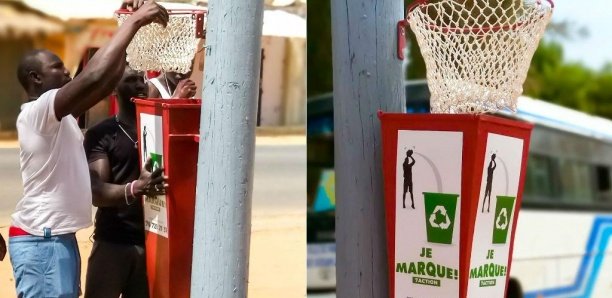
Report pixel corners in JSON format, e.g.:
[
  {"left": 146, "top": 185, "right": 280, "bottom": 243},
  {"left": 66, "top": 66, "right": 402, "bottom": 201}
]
[{"left": 9, "top": 233, "right": 81, "bottom": 298}]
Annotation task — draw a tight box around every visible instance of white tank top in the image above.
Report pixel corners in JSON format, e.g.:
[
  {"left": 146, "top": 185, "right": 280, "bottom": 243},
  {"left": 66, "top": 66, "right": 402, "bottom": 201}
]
[{"left": 149, "top": 77, "right": 172, "bottom": 99}]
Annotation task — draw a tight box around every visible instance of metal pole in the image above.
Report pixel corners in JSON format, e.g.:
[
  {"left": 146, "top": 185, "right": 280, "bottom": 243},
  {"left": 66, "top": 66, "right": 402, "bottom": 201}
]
[
  {"left": 191, "top": 0, "right": 264, "bottom": 297},
  {"left": 331, "top": 0, "right": 405, "bottom": 297}
]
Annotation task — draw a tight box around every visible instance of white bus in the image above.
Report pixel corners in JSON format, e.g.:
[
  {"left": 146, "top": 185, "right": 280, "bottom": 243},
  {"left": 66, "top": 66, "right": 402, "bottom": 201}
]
[
  {"left": 306, "top": 84, "right": 612, "bottom": 297},
  {"left": 506, "top": 96, "right": 612, "bottom": 297}
]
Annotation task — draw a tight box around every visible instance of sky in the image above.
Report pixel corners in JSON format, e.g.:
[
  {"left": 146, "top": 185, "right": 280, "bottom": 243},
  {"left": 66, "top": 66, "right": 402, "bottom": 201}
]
[{"left": 552, "top": 0, "right": 612, "bottom": 70}]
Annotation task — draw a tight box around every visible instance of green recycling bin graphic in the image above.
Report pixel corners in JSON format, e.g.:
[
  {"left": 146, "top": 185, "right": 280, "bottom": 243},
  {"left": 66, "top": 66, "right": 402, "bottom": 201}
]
[
  {"left": 150, "top": 152, "right": 163, "bottom": 171},
  {"left": 492, "top": 196, "right": 516, "bottom": 244},
  {"left": 424, "top": 192, "right": 460, "bottom": 245}
]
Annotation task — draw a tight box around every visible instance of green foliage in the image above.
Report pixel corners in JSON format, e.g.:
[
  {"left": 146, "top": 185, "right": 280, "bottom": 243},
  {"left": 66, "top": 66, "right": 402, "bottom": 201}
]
[
  {"left": 306, "top": 0, "right": 333, "bottom": 97},
  {"left": 406, "top": 0, "right": 427, "bottom": 79},
  {"left": 406, "top": 29, "right": 427, "bottom": 80},
  {"left": 589, "top": 66, "right": 612, "bottom": 118},
  {"left": 524, "top": 40, "right": 612, "bottom": 119}
]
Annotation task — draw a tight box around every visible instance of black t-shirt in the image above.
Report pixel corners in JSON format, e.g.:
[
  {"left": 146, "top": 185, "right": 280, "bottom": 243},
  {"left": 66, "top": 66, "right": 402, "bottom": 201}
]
[{"left": 84, "top": 117, "right": 144, "bottom": 245}]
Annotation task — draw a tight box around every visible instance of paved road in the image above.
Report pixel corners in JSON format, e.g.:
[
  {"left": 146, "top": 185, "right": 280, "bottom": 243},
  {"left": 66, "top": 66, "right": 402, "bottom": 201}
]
[
  {"left": 0, "top": 144, "right": 305, "bottom": 218},
  {"left": 252, "top": 144, "right": 306, "bottom": 212}
]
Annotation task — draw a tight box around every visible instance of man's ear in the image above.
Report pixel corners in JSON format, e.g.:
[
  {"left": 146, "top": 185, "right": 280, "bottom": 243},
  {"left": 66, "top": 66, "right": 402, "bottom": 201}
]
[{"left": 28, "top": 71, "right": 42, "bottom": 86}]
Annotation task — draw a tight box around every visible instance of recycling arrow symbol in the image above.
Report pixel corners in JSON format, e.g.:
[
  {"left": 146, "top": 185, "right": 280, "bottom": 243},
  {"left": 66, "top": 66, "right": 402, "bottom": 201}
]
[
  {"left": 496, "top": 208, "right": 509, "bottom": 230},
  {"left": 429, "top": 205, "right": 451, "bottom": 230}
]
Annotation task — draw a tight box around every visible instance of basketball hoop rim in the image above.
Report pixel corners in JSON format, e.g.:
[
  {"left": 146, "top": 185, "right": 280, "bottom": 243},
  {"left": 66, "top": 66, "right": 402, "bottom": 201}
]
[
  {"left": 115, "top": 8, "right": 207, "bottom": 38},
  {"left": 405, "top": 0, "right": 554, "bottom": 34}
]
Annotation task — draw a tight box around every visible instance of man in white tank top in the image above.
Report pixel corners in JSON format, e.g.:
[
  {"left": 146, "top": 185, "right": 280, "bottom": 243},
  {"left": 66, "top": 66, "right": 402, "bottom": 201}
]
[
  {"left": 9, "top": 2, "right": 169, "bottom": 297},
  {"left": 147, "top": 71, "right": 197, "bottom": 99}
]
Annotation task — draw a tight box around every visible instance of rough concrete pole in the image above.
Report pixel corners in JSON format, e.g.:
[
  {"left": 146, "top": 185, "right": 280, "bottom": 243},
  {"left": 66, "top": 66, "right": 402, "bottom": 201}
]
[
  {"left": 331, "top": 0, "right": 405, "bottom": 297},
  {"left": 191, "top": 0, "right": 264, "bottom": 297}
]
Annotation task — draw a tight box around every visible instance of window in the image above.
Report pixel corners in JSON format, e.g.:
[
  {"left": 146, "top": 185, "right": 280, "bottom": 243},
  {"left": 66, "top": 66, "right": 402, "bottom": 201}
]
[
  {"left": 523, "top": 155, "right": 607, "bottom": 208},
  {"left": 524, "top": 154, "right": 559, "bottom": 201},
  {"left": 596, "top": 166, "right": 612, "bottom": 203},
  {"left": 558, "top": 160, "right": 594, "bottom": 204}
]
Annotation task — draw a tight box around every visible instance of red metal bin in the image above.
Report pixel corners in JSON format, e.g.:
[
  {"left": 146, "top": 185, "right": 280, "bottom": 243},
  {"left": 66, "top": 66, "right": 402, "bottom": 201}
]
[
  {"left": 134, "top": 98, "right": 201, "bottom": 298},
  {"left": 379, "top": 113, "right": 532, "bottom": 298}
]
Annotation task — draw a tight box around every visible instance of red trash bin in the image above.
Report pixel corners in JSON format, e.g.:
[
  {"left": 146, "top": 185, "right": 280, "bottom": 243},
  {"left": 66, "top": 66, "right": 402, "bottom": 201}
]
[
  {"left": 134, "top": 98, "right": 201, "bottom": 298},
  {"left": 379, "top": 113, "right": 532, "bottom": 298}
]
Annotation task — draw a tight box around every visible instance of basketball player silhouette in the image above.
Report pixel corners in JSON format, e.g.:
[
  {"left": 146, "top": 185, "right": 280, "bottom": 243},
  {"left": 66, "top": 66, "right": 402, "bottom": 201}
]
[
  {"left": 482, "top": 153, "right": 497, "bottom": 213},
  {"left": 402, "top": 150, "right": 416, "bottom": 209},
  {"left": 142, "top": 126, "right": 149, "bottom": 161}
]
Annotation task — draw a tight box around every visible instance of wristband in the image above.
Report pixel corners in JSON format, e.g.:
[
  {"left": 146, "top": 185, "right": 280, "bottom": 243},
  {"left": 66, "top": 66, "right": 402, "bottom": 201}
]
[
  {"left": 124, "top": 182, "right": 133, "bottom": 205},
  {"left": 130, "top": 180, "right": 137, "bottom": 198}
]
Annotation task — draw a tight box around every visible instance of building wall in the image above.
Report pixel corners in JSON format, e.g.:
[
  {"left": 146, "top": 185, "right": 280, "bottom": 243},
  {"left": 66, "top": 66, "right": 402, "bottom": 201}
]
[
  {"left": 260, "top": 35, "right": 286, "bottom": 126},
  {"left": 0, "top": 37, "right": 33, "bottom": 131},
  {"left": 62, "top": 20, "right": 116, "bottom": 73},
  {"left": 260, "top": 35, "right": 306, "bottom": 126},
  {"left": 282, "top": 37, "right": 306, "bottom": 125}
]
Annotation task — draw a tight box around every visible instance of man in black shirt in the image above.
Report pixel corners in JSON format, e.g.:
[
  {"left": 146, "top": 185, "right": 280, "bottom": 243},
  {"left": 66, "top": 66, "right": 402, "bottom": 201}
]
[{"left": 84, "top": 65, "right": 166, "bottom": 298}]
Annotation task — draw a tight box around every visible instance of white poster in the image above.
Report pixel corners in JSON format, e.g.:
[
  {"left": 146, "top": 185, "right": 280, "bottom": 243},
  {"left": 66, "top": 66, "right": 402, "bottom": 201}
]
[
  {"left": 140, "top": 113, "right": 168, "bottom": 238},
  {"left": 467, "top": 133, "right": 524, "bottom": 297},
  {"left": 394, "top": 130, "right": 463, "bottom": 298}
]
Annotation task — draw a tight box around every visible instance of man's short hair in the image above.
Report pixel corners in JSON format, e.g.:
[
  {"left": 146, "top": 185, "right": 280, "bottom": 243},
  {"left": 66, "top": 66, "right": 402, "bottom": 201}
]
[{"left": 16, "top": 49, "right": 47, "bottom": 90}]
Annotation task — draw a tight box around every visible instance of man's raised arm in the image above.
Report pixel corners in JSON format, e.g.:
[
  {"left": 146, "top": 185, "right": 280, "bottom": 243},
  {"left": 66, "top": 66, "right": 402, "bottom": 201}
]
[{"left": 55, "top": 1, "right": 169, "bottom": 119}]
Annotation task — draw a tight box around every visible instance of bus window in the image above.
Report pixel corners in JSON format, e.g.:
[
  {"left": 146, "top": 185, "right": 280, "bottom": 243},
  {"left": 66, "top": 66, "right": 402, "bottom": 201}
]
[
  {"left": 558, "top": 160, "right": 595, "bottom": 204},
  {"left": 524, "top": 154, "right": 559, "bottom": 201},
  {"left": 596, "top": 165, "right": 612, "bottom": 202}
]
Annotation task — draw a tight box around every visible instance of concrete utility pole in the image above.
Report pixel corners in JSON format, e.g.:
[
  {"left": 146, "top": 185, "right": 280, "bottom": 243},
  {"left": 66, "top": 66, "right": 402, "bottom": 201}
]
[
  {"left": 331, "top": 1, "right": 405, "bottom": 297},
  {"left": 191, "top": 0, "right": 264, "bottom": 297}
]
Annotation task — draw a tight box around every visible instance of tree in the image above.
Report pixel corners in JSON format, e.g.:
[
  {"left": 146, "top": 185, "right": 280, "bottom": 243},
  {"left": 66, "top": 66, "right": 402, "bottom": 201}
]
[
  {"left": 306, "top": 0, "right": 333, "bottom": 97},
  {"left": 583, "top": 65, "right": 612, "bottom": 119},
  {"left": 523, "top": 40, "right": 612, "bottom": 119}
]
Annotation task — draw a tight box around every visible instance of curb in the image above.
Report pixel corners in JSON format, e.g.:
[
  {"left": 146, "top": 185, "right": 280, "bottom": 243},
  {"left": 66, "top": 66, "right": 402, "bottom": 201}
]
[
  {"left": 256, "top": 126, "right": 305, "bottom": 136},
  {"left": 0, "top": 131, "right": 17, "bottom": 140}
]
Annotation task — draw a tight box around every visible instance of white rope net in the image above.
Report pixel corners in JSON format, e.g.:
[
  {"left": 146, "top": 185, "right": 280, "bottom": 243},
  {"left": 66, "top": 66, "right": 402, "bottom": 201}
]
[
  {"left": 115, "top": 13, "right": 202, "bottom": 74},
  {"left": 407, "top": 0, "right": 553, "bottom": 113}
]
